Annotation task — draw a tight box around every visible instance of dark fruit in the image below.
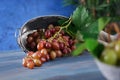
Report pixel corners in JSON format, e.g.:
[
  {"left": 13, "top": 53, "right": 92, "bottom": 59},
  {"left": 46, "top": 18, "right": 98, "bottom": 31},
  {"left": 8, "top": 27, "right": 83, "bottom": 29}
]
[
  {"left": 50, "top": 51, "right": 56, "bottom": 60},
  {"left": 50, "top": 28, "right": 56, "bottom": 34},
  {"left": 45, "top": 42, "right": 51, "bottom": 49},
  {"left": 52, "top": 42, "right": 59, "bottom": 50},
  {"left": 55, "top": 50, "right": 62, "bottom": 57},
  {"left": 59, "top": 42, "right": 65, "bottom": 50},
  {"left": 40, "top": 48, "right": 48, "bottom": 57},
  {"left": 71, "top": 45, "right": 76, "bottom": 50},
  {"left": 27, "top": 51, "right": 34, "bottom": 57},
  {"left": 27, "top": 60, "right": 34, "bottom": 69},
  {"left": 33, "top": 59, "right": 42, "bottom": 67},
  {"left": 55, "top": 26, "right": 60, "bottom": 31},
  {"left": 33, "top": 31, "right": 39, "bottom": 38},
  {"left": 27, "top": 36, "right": 33, "bottom": 43},
  {"left": 63, "top": 48, "right": 68, "bottom": 54},
  {"left": 30, "top": 42, "right": 36, "bottom": 49},
  {"left": 48, "top": 24, "right": 54, "bottom": 29},
  {"left": 40, "top": 57, "right": 47, "bottom": 63},
  {"left": 37, "top": 42, "right": 44, "bottom": 50},
  {"left": 45, "top": 30, "right": 51, "bottom": 38},
  {"left": 46, "top": 54, "right": 50, "bottom": 61},
  {"left": 32, "top": 52, "right": 40, "bottom": 59}
]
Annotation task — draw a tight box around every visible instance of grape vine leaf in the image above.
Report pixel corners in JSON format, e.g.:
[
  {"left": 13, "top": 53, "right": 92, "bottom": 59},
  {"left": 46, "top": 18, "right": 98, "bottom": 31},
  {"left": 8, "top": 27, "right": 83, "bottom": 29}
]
[
  {"left": 72, "top": 5, "right": 91, "bottom": 30},
  {"left": 70, "top": 6, "right": 110, "bottom": 56},
  {"left": 72, "top": 5, "right": 111, "bottom": 40},
  {"left": 72, "top": 43, "right": 86, "bottom": 56},
  {"left": 85, "top": 38, "right": 104, "bottom": 58}
]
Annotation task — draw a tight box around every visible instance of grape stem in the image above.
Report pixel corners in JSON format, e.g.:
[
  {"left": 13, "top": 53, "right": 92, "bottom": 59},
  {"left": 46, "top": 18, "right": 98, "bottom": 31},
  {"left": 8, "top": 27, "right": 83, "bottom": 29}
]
[{"left": 48, "top": 17, "right": 72, "bottom": 42}]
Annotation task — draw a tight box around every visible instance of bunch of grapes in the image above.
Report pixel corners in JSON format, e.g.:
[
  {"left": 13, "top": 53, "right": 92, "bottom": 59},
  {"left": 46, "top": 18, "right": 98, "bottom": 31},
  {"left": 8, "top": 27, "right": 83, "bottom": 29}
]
[{"left": 23, "top": 24, "right": 76, "bottom": 69}]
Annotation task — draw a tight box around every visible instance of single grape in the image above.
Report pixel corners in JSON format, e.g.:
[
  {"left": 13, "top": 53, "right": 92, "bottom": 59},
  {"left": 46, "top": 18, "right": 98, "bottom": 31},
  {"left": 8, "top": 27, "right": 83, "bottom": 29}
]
[
  {"left": 36, "top": 38, "right": 41, "bottom": 44},
  {"left": 55, "top": 26, "right": 60, "bottom": 31},
  {"left": 48, "top": 24, "right": 54, "bottom": 29},
  {"left": 30, "top": 42, "right": 36, "bottom": 49},
  {"left": 40, "top": 48, "right": 48, "bottom": 57},
  {"left": 65, "top": 41, "right": 70, "bottom": 47},
  {"left": 71, "top": 45, "right": 76, "bottom": 50},
  {"left": 40, "top": 57, "right": 47, "bottom": 63},
  {"left": 52, "top": 42, "right": 59, "bottom": 50},
  {"left": 63, "top": 36, "right": 70, "bottom": 41},
  {"left": 27, "top": 36, "right": 33, "bottom": 43},
  {"left": 45, "top": 42, "right": 52, "bottom": 49},
  {"left": 55, "top": 50, "right": 63, "bottom": 57},
  {"left": 27, "top": 51, "right": 34, "bottom": 57},
  {"left": 37, "top": 42, "right": 44, "bottom": 50},
  {"left": 59, "top": 42, "right": 65, "bottom": 50},
  {"left": 27, "top": 60, "right": 35, "bottom": 69},
  {"left": 32, "top": 52, "right": 40, "bottom": 59},
  {"left": 69, "top": 39, "right": 74, "bottom": 46},
  {"left": 50, "top": 28, "right": 56, "bottom": 34},
  {"left": 45, "top": 30, "right": 51, "bottom": 39},
  {"left": 50, "top": 51, "right": 57, "bottom": 60},
  {"left": 33, "top": 31, "right": 39, "bottom": 38},
  {"left": 46, "top": 54, "right": 50, "bottom": 61},
  {"left": 67, "top": 48, "right": 72, "bottom": 53},
  {"left": 63, "top": 48, "right": 68, "bottom": 54},
  {"left": 33, "top": 59, "right": 42, "bottom": 67}
]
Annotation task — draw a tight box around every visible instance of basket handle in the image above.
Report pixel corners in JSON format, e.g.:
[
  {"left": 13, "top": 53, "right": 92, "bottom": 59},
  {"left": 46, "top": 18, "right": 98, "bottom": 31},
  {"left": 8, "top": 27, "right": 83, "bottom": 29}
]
[{"left": 105, "top": 22, "right": 120, "bottom": 42}]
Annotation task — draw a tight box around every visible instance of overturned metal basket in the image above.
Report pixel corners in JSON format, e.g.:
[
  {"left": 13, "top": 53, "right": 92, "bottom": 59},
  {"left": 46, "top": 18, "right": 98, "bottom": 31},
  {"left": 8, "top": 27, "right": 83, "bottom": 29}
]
[{"left": 16, "top": 15, "right": 68, "bottom": 53}]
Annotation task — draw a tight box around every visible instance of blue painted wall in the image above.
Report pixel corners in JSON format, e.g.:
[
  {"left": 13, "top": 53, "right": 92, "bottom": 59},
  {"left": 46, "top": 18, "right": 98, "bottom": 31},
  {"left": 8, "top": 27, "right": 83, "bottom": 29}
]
[{"left": 0, "top": 0, "right": 75, "bottom": 51}]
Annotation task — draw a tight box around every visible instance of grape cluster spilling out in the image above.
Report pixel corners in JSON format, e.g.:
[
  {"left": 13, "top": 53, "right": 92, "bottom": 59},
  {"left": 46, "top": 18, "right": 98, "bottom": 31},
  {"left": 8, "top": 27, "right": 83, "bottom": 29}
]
[{"left": 23, "top": 24, "right": 76, "bottom": 69}]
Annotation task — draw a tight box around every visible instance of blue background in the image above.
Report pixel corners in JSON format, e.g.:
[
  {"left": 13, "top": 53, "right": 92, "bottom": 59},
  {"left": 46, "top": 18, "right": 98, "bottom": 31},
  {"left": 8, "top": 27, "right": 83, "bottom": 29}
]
[{"left": 0, "top": 0, "right": 75, "bottom": 51}]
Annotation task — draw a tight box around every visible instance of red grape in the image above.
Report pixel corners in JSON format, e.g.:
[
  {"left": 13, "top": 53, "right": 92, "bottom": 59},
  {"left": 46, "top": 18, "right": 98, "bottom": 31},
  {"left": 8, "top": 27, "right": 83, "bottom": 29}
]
[
  {"left": 40, "top": 48, "right": 48, "bottom": 57},
  {"left": 59, "top": 42, "right": 65, "bottom": 50},
  {"left": 55, "top": 50, "right": 63, "bottom": 57},
  {"left": 50, "top": 51, "right": 57, "bottom": 60},
  {"left": 45, "top": 42, "right": 51, "bottom": 49},
  {"left": 37, "top": 42, "right": 44, "bottom": 50},
  {"left": 27, "top": 36, "right": 33, "bottom": 43},
  {"left": 63, "top": 48, "right": 68, "bottom": 54},
  {"left": 40, "top": 57, "right": 47, "bottom": 63},
  {"left": 33, "top": 59, "right": 42, "bottom": 67},
  {"left": 52, "top": 42, "right": 59, "bottom": 50},
  {"left": 27, "top": 60, "right": 34, "bottom": 69},
  {"left": 45, "top": 30, "right": 51, "bottom": 38}
]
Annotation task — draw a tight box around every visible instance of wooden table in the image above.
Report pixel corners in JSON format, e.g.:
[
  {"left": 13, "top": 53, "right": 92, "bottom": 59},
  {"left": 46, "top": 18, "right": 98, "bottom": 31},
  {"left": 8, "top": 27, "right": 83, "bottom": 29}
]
[{"left": 0, "top": 51, "right": 105, "bottom": 80}]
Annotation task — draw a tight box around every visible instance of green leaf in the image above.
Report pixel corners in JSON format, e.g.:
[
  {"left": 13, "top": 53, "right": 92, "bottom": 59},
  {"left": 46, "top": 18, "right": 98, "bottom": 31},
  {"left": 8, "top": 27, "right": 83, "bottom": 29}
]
[
  {"left": 78, "top": 17, "right": 110, "bottom": 40},
  {"left": 96, "top": 4, "right": 109, "bottom": 10},
  {"left": 72, "top": 43, "right": 86, "bottom": 56},
  {"left": 75, "top": 31, "right": 84, "bottom": 42},
  {"left": 72, "top": 5, "right": 90, "bottom": 28},
  {"left": 81, "top": 20, "right": 98, "bottom": 39},
  {"left": 85, "top": 38, "right": 104, "bottom": 58},
  {"left": 98, "top": 17, "right": 111, "bottom": 32}
]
